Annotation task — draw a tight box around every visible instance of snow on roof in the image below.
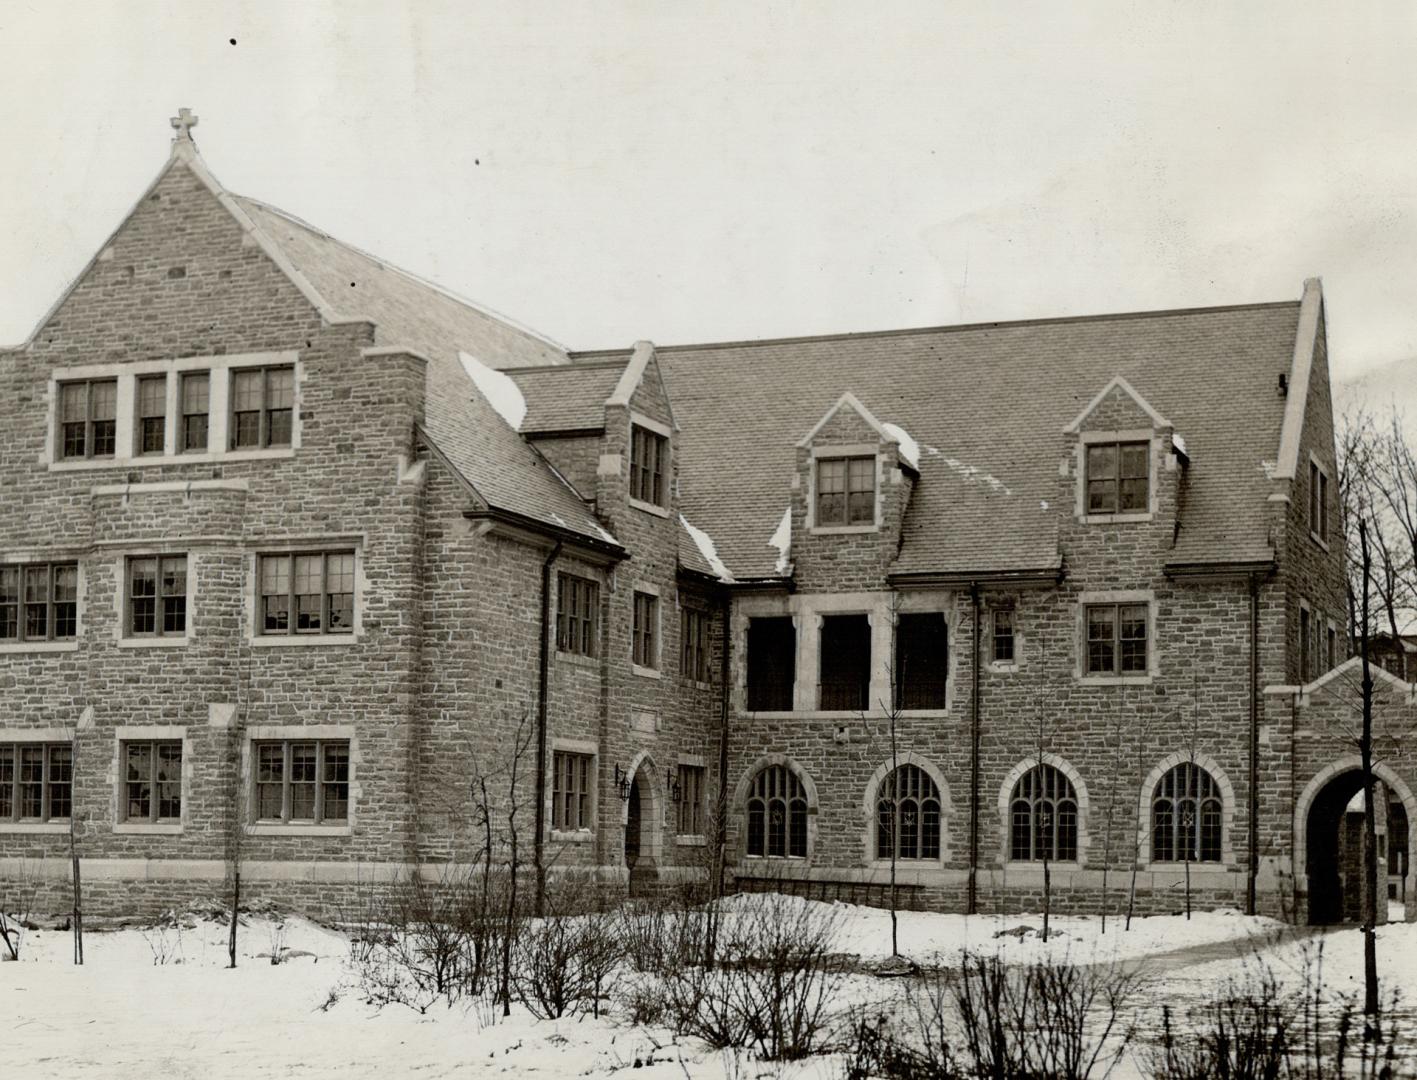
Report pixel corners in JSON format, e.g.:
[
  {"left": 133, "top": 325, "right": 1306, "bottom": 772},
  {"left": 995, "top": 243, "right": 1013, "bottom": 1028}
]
[
  {"left": 768, "top": 506, "right": 792, "bottom": 575},
  {"left": 459, "top": 351, "right": 527, "bottom": 431},
  {"left": 881, "top": 422, "right": 920, "bottom": 470},
  {"left": 681, "top": 514, "right": 735, "bottom": 583}
]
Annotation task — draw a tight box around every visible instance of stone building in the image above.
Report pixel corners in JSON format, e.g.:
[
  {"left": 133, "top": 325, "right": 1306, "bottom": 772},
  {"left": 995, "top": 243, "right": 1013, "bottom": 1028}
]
[{"left": 2, "top": 114, "right": 1412, "bottom": 924}]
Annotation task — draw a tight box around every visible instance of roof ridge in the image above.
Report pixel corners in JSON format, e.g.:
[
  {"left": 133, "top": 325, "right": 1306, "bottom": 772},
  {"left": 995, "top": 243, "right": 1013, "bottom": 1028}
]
[
  {"left": 504, "top": 358, "right": 631, "bottom": 374},
  {"left": 568, "top": 298, "right": 1302, "bottom": 358},
  {"left": 233, "top": 194, "right": 571, "bottom": 358}
]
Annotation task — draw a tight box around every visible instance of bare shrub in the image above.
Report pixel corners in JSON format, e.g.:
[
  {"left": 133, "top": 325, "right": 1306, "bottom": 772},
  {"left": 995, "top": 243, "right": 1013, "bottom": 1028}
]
[
  {"left": 1147, "top": 942, "right": 1415, "bottom": 1080},
  {"left": 1, "top": 860, "right": 41, "bottom": 961},
  {"left": 140, "top": 909, "right": 189, "bottom": 966},
  {"left": 649, "top": 892, "right": 844, "bottom": 1061},
  {"left": 515, "top": 906, "right": 620, "bottom": 1019}
]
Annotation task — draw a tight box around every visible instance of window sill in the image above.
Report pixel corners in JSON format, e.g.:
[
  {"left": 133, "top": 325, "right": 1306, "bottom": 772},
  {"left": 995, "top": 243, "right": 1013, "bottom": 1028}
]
[
  {"left": 629, "top": 497, "right": 671, "bottom": 518},
  {"left": 550, "top": 828, "right": 595, "bottom": 844},
  {"left": 894, "top": 707, "right": 951, "bottom": 718},
  {"left": 869, "top": 858, "right": 945, "bottom": 871},
  {"left": 555, "top": 650, "right": 599, "bottom": 670},
  {"left": 681, "top": 678, "right": 713, "bottom": 691},
  {"left": 676, "top": 834, "right": 707, "bottom": 847},
  {"left": 114, "top": 822, "right": 183, "bottom": 835},
  {"left": 117, "top": 636, "right": 191, "bottom": 650},
  {"left": 1310, "top": 531, "right": 1331, "bottom": 552},
  {"left": 0, "top": 641, "right": 79, "bottom": 654},
  {"left": 249, "top": 634, "right": 359, "bottom": 648},
  {"left": 1079, "top": 512, "right": 1153, "bottom": 525},
  {"left": 1004, "top": 860, "right": 1082, "bottom": 873},
  {"left": 245, "top": 823, "right": 352, "bottom": 837},
  {"left": 1143, "top": 861, "right": 1234, "bottom": 876},
  {"left": 988, "top": 662, "right": 1020, "bottom": 674},
  {"left": 809, "top": 524, "right": 878, "bottom": 536},
  {"left": 50, "top": 447, "right": 296, "bottom": 471},
  {"left": 741, "top": 854, "right": 808, "bottom": 863},
  {"left": 0, "top": 822, "right": 71, "bottom": 834},
  {"left": 1076, "top": 674, "right": 1153, "bottom": 687},
  {"left": 632, "top": 664, "right": 662, "bottom": 680}
]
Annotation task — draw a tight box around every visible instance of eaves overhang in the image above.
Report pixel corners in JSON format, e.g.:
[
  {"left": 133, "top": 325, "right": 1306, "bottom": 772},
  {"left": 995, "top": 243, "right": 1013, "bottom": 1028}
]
[
  {"left": 1163, "top": 556, "right": 1277, "bottom": 583},
  {"left": 886, "top": 566, "right": 1065, "bottom": 590},
  {"left": 462, "top": 507, "right": 627, "bottom": 565}
]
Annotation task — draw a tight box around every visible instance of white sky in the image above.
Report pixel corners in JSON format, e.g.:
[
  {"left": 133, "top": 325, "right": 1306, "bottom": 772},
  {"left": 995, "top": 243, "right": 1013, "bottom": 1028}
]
[{"left": 2, "top": 1, "right": 1416, "bottom": 404}]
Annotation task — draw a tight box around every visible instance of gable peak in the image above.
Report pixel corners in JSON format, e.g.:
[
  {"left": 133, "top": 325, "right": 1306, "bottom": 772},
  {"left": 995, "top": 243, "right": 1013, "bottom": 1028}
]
[
  {"left": 796, "top": 391, "right": 891, "bottom": 448},
  {"left": 1063, "top": 374, "right": 1172, "bottom": 434}
]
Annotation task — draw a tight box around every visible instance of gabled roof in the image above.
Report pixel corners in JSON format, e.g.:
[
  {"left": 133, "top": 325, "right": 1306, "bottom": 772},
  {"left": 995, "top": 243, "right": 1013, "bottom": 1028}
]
[
  {"left": 796, "top": 391, "right": 893, "bottom": 448},
  {"left": 598, "top": 300, "right": 1304, "bottom": 580},
  {"left": 223, "top": 192, "right": 617, "bottom": 549},
  {"left": 1063, "top": 374, "right": 1173, "bottom": 433},
  {"left": 506, "top": 359, "right": 629, "bottom": 434}
]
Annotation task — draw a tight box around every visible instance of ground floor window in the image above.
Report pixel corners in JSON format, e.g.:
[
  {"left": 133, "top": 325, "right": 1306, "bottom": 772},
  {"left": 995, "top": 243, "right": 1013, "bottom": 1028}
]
[
  {"left": 122, "top": 741, "right": 183, "bottom": 823},
  {"left": 746, "top": 764, "right": 808, "bottom": 858},
  {"left": 676, "top": 763, "right": 706, "bottom": 835},
  {"left": 1009, "top": 763, "right": 1078, "bottom": 862},
  {"left": 254, "top": 739, "right": 349, "bottom": 824},
  {"left": 0, "top": 742, "right": 72, "bottom": 822},
  {"left": 1151, "top": 762, "right": 1222, "bottom": 863},
  {"left": 552, "top": 750, "right": 594, "bottom": 831},
  {"left": 876, "top": 763, "right": 941, "bottom": 860}
]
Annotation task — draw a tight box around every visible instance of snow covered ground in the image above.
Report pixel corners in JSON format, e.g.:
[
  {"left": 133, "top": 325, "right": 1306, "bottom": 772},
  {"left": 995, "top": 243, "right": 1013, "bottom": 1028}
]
[{"left": 4, "top": 900, "right": 1417, "bottom": 1079}]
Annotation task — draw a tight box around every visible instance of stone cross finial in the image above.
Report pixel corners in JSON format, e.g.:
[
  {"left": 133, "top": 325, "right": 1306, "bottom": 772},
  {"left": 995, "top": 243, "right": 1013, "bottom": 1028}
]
[{"left": 170, "top": 108, "right": 198, "bottom": 140}]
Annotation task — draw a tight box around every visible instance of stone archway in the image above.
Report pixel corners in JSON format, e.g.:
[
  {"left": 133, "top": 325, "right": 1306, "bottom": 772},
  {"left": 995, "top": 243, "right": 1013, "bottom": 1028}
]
[
  {"left": 1295, "top": 759, "right": 1417, "bottom": 925},
  {"left": 622, "top": 751, "right": 663, "bottom": 897}
]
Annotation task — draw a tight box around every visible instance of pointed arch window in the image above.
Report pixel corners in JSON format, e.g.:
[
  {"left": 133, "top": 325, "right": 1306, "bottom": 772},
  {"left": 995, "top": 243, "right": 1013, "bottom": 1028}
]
[
  {"left": 1151, "top": 762, "right": 1222, "bottom": 863},
  {"left": 745, "top": 764, "right": 808, "bottom": 859},
  {"left": 1009, "top": 764, "right": 1078, "bottom": 862},
  {"left": 876, "top": 764, "right": 941, "bottom": 861}
]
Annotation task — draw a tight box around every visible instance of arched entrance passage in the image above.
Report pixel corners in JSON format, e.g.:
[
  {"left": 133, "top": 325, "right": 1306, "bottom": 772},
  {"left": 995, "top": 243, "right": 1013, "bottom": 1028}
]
[
  {"left": 1297, "top": 760, "right": 1417, "bottom": 926},
  {"left": 622, "top": 752, "right": 662, "bottom": 898}
]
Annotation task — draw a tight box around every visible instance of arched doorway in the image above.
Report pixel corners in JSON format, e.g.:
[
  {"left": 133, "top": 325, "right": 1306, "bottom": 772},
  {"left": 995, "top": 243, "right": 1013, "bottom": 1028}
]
[
  {"left": 1304, "top": 768, "right": 1398, "bottom": 925},
  {"left": 623, "top": 755, "right": 661, "bottom": 898}
]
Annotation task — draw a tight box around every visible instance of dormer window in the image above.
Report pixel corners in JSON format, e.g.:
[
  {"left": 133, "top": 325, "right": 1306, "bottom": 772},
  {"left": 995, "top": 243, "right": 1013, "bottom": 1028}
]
[
  {"left": 629, "top": 423, "right": 668, "bottom": 508},
  {"left": 1085, "top": 441, "right": 1148, "bottom": 514},
  {"left": 816, "top": 456, "right": 875, "bottom": 526}
]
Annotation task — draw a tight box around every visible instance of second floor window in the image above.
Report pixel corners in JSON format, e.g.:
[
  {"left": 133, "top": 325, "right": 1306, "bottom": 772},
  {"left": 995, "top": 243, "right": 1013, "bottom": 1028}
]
[
  {"left": 552, "top": 750, "right": 594, "bottom": 831},
  {"left": 632, "top": 591, "right": 659, "bottom": 669},
  {"left": 58, "top": 378, "right": 117, "bottom": 460},
  {"left": 816, "top": 456, "right": 875, "bottom": 526},
  {"left": 820, "top": 613, "right": 871, "bottom": 710},
  {"left": 746, "top": 616, "right": 795, "bottom": 711},
  {"left": 682, "top": 607, "right": 711, "bottom": 683},
  {"left": 231, "top": 365, "right": 294, "bottom": 449},
  {"left": 1085, "top": 602, "right": 1148, "bottom": 676},
  {"left": 895, "top": 612, "right": 947, "bottom": 709},
  {"left": 128, "top": 555, "right": 187, "bottom": 637},
  {"left": 1, "top": 563, "right": 78, "bottom": 643},
  {"left": 136, "top": 375, "right": 167, "bottom": 455},
  {"left": 556, "top": 573, "right": 597, "bottom": 657},
  {"left": 259, "top": 552, "right": 355, "bottom": 636},
  {"left": 0, "top": 742, "right": 72, "bottom": 822},
  {"left": 630, "top": 424, "right": 668, "bottom": 507},
  {"left": 181, "top": 371, "right": 210, "bottom": 452},
  {"left": 1300, "top": 606, "right": 1312, "bottom": 682},
  {"left": 1086, "top": 441, "right": 1148, "bottom": 514},
  {"left": 992, "top": 608, "right": 1016, "bottom": 664}
]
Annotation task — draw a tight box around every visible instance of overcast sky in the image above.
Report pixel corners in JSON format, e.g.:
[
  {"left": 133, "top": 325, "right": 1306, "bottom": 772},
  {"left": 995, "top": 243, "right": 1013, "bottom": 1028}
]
[{"left": 2, "top": 1, "right": 1415, "bottom": 402}]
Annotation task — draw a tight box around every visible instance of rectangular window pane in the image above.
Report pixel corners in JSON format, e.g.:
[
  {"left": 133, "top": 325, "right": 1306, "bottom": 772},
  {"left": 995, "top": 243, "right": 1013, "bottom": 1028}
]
[
  {"left": 289, "top": 743, "right": 317, "bottom": 820},
  {"left": 19, "top": 746, "right": 43, "bottom": 818},
  {"left": 0, "top": 746, "right": 12, "bottom": 819},
  {"left": 232, "top": 369, "right": 263, "bottom": 411},
  {"left": 138, "top": 377, "right": 166, "bottom": 417},
  {"left": 130, "top": 557, "right": 157, "bottom": 634},
  {"left": 321, "top": 743, "right": 349, "bottom": 823},
  {"left": 52, "top": 564, "right": 77, "bottom": 639},
  {"left": 126, "top": 743, "right": 152, "bottom": 820},
  {"left": 90, "top": 380, "right": 117, "bottom": 457},
  {"left": 1086, "top": 606, "right": 1115, "bottom": 674},
  {"left": 47, "top": 745, "right": 72, "bottom": 820},
  {"left": 182, "top": 373, "right": 210, "bottom": 452},
  {"left": 294, "top": 554, "right": 322, "bottom": 632},
  {"left": 1119, "top": 603, "right": 1148, "bottom": 672},
  {"left": 157, "top": 742, "right": 182, "bottom": 819},
  {"left": 992, "top": 608, "right": 1015, "bottom": 663},
  {"left": 896, "top": 612, "right": 948, "bottom": 709},
  {"left": 820, "top": 613, "right": 871, "bottom": 710},
  {"left": 261, "top": 556, "right": 290, "bottom": 633},
  {"left": 816, "top": 459, "right": 846, "bottom": 525},
  {"left": 747, "top": 616, "right": 795, "bottom": 711},
  {"left": 0, "top": 567, "right": 15, "bottom": 642}
]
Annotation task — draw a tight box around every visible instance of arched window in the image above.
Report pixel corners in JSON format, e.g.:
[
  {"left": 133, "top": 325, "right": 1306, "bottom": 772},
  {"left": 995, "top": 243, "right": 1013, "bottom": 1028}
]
[
  {"left": 1009, "top": 764, "right": 1078, "bottom": 862},
  {"left": 876, "top": 764, "right": 942, "bottom": 861},
  {"left": 1151, "top": 762, "right": 1222, "bottom": 863},
  {"left": 746, "top": 765, "right": 808, "bottom": 858}
]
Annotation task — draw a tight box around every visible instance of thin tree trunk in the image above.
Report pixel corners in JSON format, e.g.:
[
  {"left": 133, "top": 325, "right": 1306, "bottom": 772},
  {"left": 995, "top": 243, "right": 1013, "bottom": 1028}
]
[
  {"left": 69, "top": 827, "right": 83, "bottom": 966},
  {"left": 1359, "top": 518, "right": 1380, "bottom": 1019}
]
